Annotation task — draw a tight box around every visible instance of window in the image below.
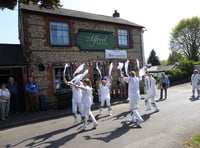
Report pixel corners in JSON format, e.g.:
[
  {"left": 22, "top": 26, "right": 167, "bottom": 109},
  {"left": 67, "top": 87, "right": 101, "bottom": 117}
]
[
  {"left": 118, "top": 29, "right": 129, "bottom": 47},
  {"left": 50, "top": 22, "right": 70, "bottom": 46},
  {"left": 53, "top": 66, "right": 72, "bottom": 93}
]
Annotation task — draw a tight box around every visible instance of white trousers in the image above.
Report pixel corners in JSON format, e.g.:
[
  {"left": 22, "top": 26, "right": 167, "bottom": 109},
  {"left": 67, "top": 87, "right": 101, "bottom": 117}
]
[
  {"left": 145, "top": 93, "right": 159, "bottom": 110},
  {"left": 72, "top": 101, "right": 82, "bottom": 115},
  {"left": 131, "top": 103, "right": 143, "bottom": 122},
  {"left": 100, "top": 97, "right": 111, "bottom": 107}
]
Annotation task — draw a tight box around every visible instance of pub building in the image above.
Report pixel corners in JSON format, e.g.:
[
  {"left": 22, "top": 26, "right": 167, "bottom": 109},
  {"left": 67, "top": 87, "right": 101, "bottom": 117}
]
[{"left": 18, "top": 5, "right": 145, "bottom": 109}]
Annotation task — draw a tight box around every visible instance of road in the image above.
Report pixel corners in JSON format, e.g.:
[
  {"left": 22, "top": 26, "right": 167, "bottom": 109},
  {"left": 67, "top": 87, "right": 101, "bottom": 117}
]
[{"left": 0, "top": 83, "right": 200, "bottom": 148}]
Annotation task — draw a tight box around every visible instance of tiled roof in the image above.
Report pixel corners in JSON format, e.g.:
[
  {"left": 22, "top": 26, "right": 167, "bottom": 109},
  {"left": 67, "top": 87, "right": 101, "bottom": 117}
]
[
  {"left": 0, "top": 44, "right": 27, "bottom": 66},
  {"left": 20, "top": 5, "right": 144, "bottom": 28},
  {"left": 147, "top": 65, "right": 175, "bottom": 72}
]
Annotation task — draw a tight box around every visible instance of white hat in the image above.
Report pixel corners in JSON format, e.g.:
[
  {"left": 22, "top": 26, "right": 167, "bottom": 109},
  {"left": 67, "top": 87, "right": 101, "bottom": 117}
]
[{"left": 193, "top": 69, "right": 198, "bottom": 72}]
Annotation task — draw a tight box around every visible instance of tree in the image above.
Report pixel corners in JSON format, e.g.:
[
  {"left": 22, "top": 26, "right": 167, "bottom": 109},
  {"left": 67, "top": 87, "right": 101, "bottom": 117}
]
[
  {"left": 0, "top": 0, "right": 62, "bottom": 10},
  {"left": 170, "top": 16, "right": 200, "bottom": 61},
  {"left": 147, "top": 49, "right": 161, "bottom": 66},
  {"left": 167, "top": 51, "right": 184, "bottom": 65}
]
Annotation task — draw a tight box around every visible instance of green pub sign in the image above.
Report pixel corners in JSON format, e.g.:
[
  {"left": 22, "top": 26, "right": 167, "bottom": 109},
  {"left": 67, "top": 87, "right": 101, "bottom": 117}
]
[{"left": 75, "top": 30, "right": 116, "bottom": 50}]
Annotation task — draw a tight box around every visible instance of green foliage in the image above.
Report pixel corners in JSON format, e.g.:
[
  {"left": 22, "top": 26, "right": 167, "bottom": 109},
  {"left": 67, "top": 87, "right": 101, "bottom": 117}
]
[
  {"left": 147, "top": 49, "right": 161, "bottom": 66},
  {"left": 0, "top": 0, "right": 62, "bottom": 10},
  {"left": 165, "top": 60, "right": 194, "bottom": 85},
  {"left": 165, "top": 69, "right": 186, "bottom": 82},
  {"left": 167, "top": 51, "right": 184, "bottom": 65},
  {"left": 0, "top": 0, "right": 17, "bottom": 10},
  {"left": 170, "top": 16, "right": 200, "bottom": 61},
  {"left": 178, "top": 60, "right": 194, "bottom": 75},
  {"left": 184, "top": 133, "right": 200, "bottom": 148},
  {"left": 160, "top": 60, "right": 169, "bottom": 65}
]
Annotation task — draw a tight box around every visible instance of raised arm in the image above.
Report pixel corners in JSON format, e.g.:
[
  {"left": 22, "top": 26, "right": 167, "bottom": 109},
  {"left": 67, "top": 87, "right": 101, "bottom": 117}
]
[
  {"left": 63, "top": 72, "right": 68, "bottom": 84},
  {"left": 75, "top": 84, "right": 87, "bottom": 91}
]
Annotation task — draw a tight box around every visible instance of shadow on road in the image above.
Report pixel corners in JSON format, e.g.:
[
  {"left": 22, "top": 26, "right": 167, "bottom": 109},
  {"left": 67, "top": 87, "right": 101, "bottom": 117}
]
[
  {"left": 84, "top": 121, "right": 140, "bottom": 143},
  {"left": 189, "top": 96, "right": 199, "bottom": 102},
  {"left": 6, "top": 125, "right": 79, "bottom": 148},
  {"left": 83, "top": 110, "right": 159, "bottom": 143},
  {"left": 6, "top": 110, "right": 159, "bottom": 147},
  {"left": 142, "top": 110, "right": 159, "bottom": 122}
]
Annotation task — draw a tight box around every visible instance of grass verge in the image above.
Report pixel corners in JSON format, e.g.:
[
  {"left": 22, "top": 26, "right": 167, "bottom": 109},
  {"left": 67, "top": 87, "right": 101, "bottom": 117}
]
[{"left": 184, "top": 134, "right": 200, "bottom": 148}]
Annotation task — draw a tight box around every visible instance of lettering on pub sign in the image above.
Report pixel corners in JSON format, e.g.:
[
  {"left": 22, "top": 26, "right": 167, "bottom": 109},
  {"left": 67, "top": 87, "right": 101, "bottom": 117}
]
[{"left": 75, "top": 30, "right": 116, "bottom": 50}]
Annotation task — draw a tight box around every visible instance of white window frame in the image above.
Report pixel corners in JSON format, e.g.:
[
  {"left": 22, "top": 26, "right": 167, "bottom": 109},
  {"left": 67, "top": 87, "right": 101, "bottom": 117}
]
[
  {"left": 118, "top": 29, "right": 129, "bottom": 48},
  {"left": 50, "top": 22, "right": 70, "bottom": 46}
]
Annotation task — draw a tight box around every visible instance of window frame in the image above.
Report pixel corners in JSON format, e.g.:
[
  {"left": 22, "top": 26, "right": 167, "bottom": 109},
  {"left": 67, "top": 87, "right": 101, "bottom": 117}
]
[
  {"left": 53, "top": 66, "right": 72, "bottom": 93},
  {"left": 117, "top": 29, "right": 130, "bottom": 48},
  {"left": 49, "top": 22, "right": 70, "bottom": 46}
]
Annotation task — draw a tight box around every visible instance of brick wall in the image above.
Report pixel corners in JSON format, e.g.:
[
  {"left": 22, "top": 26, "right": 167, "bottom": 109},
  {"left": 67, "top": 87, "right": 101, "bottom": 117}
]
[{"left": 21, "top": 12, "right": 144, "bottom": 99}]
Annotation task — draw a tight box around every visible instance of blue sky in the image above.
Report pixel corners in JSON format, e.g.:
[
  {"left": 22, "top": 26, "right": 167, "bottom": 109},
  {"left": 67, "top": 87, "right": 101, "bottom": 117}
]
[{"left": 0, "top": 0, "right": 200, "bottom": 61}]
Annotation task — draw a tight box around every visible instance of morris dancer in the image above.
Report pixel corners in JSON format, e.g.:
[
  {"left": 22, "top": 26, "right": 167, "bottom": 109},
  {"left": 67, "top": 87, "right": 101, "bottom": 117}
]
[
  {"left": 98, "top": 76, "right": 112, "bottom": 116},
  {"left": 191, "top": 69, "right": 200, "bottom": 99},
  {"left": 75, "top": 78, "right": 98, "bottom": 130},
  {"left": 63, "top": 72, "right": 82, "bottom": 126},
  {"left": 121, "top": 71, "right": 144, "bottom": 126},
  {"left": 144, "top": 72, "right": 160, "bottom": 112},
  {"left": 62, "top": 63, "right": 87, "bottom": 126}
]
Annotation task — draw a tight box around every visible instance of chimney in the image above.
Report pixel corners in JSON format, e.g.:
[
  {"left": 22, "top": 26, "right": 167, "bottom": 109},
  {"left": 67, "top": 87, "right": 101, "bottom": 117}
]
[{"left": 113, "top": 10, "right": 120, "bottom": 18}]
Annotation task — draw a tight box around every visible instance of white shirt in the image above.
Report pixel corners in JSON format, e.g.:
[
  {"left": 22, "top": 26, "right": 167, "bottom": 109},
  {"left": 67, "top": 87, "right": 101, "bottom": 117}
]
[
  {"left": 72, "top": 85, "right": 82, "bottom": 103},
  {"left": 123, "top": 76, "right": 140, "bottom": 101},
  {"left": 0, "top": 88, "right": 10, "bottom": 103},
  {"left": 146, "top": 76, "right": 156, "bottom": 96},
  {"left": 81, "top": 86, "right": 93, "bottom": 107},
  {"left": 99, "top": 83, "right": 110, "bottom": 100},
  {"left": 191, "top": 73, "right": 200, "bottom": 88}
]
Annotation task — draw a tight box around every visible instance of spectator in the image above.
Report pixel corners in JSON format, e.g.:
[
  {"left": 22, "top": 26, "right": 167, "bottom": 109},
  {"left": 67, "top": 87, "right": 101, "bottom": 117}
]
[
  {"left": 0, "top": 83, "right": 11, "bottom": 120},
  {"left": 139, "top": 75, "right": 147, "bottom": 94},
  {"left": 25, "top": 77, "right": 40, "bottom": 112},
  {"left": 7, "top": 77, "right": 19, "bottom": 114},
  {"left": 159, "top": 73, "right": 170, "bottom": 100}
]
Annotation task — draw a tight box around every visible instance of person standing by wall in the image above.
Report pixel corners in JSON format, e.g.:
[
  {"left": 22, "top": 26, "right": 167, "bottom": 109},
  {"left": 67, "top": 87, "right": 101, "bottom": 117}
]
[
  {"left": 121, "top": 71, "right": 144, "bottom": 126},
  {"left": 144, "top": 72, "right": 160, "bottom": 112},
  {"left": 7, "top": 77, "right": 19, "bottom": 114},
  {"left": 0, "top": 83, "right": 11, "bottom": 120},
  {"left": 159, "top": 73, "right": 170, "bottom": 100},
  {"left": 25, "top": 77, "right": 39, "bottom": 112},
  {"left": 191, "top": 69, "right": 200, "bottom": 99}
]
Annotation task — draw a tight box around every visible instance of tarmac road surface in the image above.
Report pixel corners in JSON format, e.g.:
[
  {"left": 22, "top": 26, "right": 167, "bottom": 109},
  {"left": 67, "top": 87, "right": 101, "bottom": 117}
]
[{"left": 0, "top": 83, "right": 200, "bottom": 148}]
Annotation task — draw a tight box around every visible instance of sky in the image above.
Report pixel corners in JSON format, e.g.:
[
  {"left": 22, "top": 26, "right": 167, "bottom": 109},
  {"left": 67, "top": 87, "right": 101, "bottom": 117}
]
[{"left": 0, "top": 0, "right": 200, "bottom": 61}]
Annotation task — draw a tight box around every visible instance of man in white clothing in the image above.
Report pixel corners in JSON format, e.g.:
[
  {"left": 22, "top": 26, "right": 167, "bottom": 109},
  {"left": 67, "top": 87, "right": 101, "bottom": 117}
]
[
  {"left": 191, "top": 69, "right": 200, "bottom": 99},
  {"left": 122, "top": 71, "right": 144, "bottom": 126},
  {"left": 99, "top": 76, "right": 112, "bottom": 116},
  {"left": 63, "top": 73, "right": 82, "bottom": 126},
  {"left": 144, "top": 72, "right": 160, "bottom": 112}
]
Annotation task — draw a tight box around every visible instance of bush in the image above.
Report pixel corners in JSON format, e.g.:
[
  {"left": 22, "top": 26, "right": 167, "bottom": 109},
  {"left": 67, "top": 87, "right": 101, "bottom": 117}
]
[{"left": 165, "top": 60, "right": 194, "bottom": 85}]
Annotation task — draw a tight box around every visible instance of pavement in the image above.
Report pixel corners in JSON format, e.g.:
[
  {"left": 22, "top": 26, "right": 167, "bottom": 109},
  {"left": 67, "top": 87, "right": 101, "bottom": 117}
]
[{"left": 0, "top": 96, "right": 128, "bottom": 130}]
